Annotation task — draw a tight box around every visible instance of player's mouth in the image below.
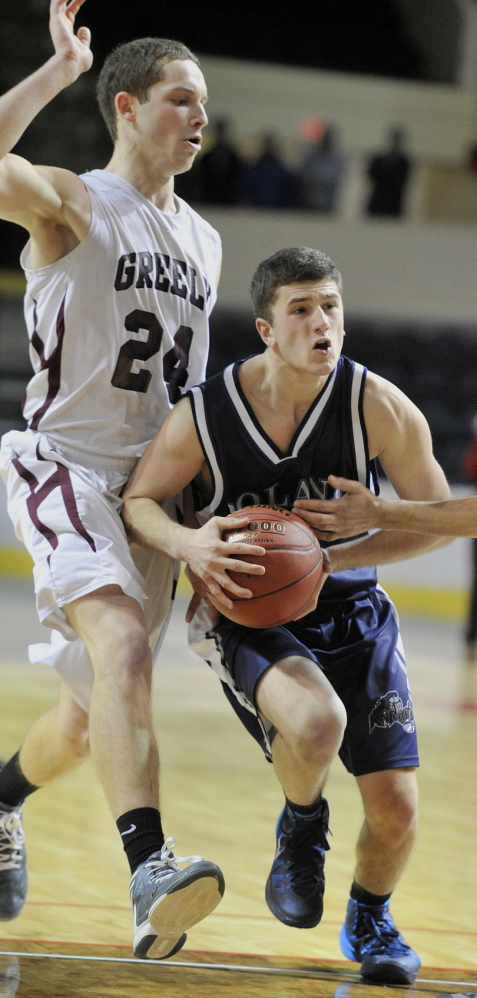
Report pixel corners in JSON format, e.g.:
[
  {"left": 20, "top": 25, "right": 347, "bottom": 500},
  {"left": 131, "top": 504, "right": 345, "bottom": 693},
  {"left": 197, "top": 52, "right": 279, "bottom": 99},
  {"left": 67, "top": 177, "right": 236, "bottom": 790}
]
[
  {"left": 185, "top": 135, "right": 202, "bottom": 150},
  {"left": 313, "top": 338, "right": 331, "bottom": 353}
]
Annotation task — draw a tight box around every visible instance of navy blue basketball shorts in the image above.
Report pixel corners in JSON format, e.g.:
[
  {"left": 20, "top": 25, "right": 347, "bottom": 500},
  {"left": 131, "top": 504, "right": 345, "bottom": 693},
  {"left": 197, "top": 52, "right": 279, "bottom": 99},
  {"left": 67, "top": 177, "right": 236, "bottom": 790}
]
[{"left": 211, "top": 587, "right": 419, "bottom": 777}]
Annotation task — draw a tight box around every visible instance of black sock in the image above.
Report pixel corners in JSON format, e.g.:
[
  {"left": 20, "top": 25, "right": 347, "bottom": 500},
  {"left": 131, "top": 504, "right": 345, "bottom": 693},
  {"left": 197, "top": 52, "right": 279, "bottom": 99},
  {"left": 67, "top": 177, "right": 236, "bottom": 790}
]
[
  {"left": 116, "top": 807, "right": 165, "bottom": 875},
  {"left": 0, "top": 751, "right": 39, "bottom": 808},
  {"left": 286, "top": 796, "right": 323, "bottom": 817},
  {"left": 350, "top": 880, "right": 392, "bottom": 908}
]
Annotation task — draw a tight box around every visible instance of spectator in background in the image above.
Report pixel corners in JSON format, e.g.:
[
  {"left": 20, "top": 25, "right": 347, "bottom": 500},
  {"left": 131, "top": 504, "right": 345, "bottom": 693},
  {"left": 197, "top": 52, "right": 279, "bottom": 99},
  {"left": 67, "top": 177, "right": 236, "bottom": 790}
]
[
  {"left": 197, "top": 118, "right": 243, "bottom": 205},
  {"left": 241, "top": 134, "right": 298, "bottom": 209},
  {"left": 461, "top": 415, "right": 477, "bottom": 662},
  {"left": 366, "top": 128, "right": 411, "bottom": 217},
  {"left": 298, "top": 124, "right": 346, "bottom": 212},
  {"left": 467, "top": 141, "right": 477, "bottom": 176}
]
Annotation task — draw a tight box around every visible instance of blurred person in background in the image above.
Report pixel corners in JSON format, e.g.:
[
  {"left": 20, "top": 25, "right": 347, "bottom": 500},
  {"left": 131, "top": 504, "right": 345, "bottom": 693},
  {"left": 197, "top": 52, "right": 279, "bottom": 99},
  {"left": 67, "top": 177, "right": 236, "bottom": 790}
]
[
  {"left": 298, "top": 124, "right": 346, "bottom": 213},
  {"left": 196, "top": 118, "right": 243, "bottom": 205},
  {"left": 366, "top": 128, "right": 412, "bottom": 218},
  {"left": 241, "top": 133, "right": 298, "bottom": 209}
]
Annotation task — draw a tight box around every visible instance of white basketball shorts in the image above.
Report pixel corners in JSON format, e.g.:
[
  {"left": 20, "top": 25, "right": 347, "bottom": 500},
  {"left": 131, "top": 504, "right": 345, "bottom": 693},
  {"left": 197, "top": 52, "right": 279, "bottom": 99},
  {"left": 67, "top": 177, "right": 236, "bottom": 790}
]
[{"left": 0, "top": 429, "right": 177, "bottom": 710}]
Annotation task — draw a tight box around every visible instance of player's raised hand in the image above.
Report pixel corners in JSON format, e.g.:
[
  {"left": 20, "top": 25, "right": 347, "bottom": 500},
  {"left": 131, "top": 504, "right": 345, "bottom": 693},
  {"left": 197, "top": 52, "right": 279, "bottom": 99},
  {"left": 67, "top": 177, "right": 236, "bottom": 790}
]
[
  {"left": 293, "top": 475, "right": 381, "bottom": 539},
  {"left": 49, "top": 0, "right": 93, "bottom": 80}
]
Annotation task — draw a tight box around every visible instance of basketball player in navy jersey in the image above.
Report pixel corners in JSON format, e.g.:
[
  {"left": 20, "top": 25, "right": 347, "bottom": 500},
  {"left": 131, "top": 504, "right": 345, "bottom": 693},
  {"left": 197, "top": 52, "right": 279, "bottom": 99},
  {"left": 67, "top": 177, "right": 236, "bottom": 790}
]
[
  {"left": 122, "top": 247, "right": 453, "bottom": 985},
  {"left": 0, "top": 0, "right": 266, "bottom": 960}
]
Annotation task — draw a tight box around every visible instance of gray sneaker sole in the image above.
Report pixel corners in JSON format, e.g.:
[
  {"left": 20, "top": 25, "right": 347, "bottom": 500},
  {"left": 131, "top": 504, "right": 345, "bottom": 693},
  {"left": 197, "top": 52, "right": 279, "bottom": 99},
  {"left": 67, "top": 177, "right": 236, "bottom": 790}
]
[{"left": 134, "top": 867, "right": 224, "bottom": 960}]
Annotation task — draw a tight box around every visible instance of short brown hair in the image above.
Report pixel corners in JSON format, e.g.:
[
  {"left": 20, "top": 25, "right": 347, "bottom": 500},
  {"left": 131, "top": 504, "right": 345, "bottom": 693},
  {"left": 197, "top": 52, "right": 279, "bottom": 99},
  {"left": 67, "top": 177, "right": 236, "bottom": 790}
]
[
  {"left": 96, "top": 38, "right": 200, "bottom": 141},
  {"left": 250, "top": 247, "right": 343, "bottom": 324}
]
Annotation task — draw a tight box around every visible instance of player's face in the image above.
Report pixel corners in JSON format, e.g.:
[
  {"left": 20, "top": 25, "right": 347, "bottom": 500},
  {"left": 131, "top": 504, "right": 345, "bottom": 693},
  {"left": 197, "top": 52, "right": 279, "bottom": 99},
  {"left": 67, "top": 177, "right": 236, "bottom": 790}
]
[
  {"left": 132, "top": 59, "right": 208, "bottom": 176},
  {"left": 262, "top": 280, "right": 345, "bottom": 378}
]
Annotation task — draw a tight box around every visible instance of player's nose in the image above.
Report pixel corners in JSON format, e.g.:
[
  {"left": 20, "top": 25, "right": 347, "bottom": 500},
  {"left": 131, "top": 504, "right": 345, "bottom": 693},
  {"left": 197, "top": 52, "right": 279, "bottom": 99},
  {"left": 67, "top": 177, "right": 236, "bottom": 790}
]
[
  {"left": 194, "top": 104, "right": 208, "bottom": 128},
  {"left": 312, "top": 306, "right": 330, "bottom": 331}
]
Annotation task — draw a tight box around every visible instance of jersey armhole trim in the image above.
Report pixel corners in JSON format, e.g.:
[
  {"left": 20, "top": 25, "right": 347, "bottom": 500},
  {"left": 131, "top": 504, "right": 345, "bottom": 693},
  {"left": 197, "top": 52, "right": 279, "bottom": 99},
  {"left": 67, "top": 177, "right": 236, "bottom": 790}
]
[
  {"left": 351, "top": 363, "right": 372, "bottom": 488},
  {"left": 188, "top": 386, "right": 224, "bottom": 512}
]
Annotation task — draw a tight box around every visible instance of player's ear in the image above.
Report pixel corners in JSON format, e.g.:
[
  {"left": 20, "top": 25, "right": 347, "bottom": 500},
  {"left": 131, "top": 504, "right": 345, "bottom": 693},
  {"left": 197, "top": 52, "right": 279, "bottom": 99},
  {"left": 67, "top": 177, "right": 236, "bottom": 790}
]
[
  {"left": 115, "top": 91, "right": 138, "bottom": 126},
  {"left": 256, "top": 317, "right": 274, "bottom": 346}
]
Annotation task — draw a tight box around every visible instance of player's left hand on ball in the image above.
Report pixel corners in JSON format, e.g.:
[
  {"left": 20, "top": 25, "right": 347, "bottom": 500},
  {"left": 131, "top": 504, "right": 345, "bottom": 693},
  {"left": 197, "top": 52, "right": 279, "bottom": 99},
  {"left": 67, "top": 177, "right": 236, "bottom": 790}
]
[{"left": 293, "top": 476, "right": 379, "bottom": 539}]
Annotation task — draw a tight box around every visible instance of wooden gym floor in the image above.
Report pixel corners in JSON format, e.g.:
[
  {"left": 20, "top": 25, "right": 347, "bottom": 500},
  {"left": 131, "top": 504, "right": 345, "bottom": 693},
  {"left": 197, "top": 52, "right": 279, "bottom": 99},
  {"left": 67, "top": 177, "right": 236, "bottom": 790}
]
[{"left": 0, "top": 577, "right": 476, "bottom": 997}]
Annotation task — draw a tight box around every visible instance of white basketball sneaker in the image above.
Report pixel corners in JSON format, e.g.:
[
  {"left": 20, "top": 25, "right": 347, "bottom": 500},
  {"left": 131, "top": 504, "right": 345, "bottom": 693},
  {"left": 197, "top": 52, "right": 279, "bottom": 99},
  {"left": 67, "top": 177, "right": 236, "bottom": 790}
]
[{"left": 130, "top": 838, "right": 225, "bottom": 960}]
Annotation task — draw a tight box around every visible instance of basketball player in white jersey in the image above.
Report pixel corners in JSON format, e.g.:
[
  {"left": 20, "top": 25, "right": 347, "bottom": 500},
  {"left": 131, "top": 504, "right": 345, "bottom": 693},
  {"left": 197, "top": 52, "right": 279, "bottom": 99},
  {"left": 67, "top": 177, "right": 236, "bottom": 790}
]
[{"left": 0, "top": 0, "right": 263, "bottom": 960}]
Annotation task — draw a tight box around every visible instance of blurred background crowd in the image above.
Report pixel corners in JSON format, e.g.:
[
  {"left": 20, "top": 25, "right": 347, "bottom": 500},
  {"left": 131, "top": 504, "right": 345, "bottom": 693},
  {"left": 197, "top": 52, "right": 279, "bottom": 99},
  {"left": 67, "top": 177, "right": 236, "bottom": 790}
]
[{"left": 176, "top": 120, "right": 413, "bottom": 216}]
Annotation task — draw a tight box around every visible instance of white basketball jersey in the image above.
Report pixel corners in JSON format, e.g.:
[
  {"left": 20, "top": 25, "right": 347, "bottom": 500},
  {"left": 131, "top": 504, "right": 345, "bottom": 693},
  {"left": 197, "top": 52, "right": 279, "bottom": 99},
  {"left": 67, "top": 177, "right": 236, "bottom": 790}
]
[{"left": 20, "top": 170, "right": 221, "bottom": 472}]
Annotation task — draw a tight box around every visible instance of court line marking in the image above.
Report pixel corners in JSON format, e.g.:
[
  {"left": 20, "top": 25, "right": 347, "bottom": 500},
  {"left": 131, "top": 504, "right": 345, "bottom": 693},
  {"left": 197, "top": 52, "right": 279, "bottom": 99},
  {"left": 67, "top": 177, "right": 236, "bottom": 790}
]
[
  {"left": 3, "top": 937, "right": 474, "bottom": 977},
  {"left": 0, "top": 952, "right": 358, "bottom": 981},
  {"left": 0, "top": 950, "right": 474, "bottom": 987}
]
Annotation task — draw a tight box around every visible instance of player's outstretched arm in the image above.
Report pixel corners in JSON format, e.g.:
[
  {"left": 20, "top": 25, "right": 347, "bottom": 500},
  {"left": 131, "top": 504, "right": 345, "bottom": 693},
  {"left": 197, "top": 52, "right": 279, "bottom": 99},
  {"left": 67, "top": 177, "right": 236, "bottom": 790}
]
[
  {"left": 0, "top": 0, "right": 92, "bottom": 230},
  {"left": 122, "top": 399, "right": 266, "bottom": 610},
  {"left": 319, "top": 475, "right": 477, "bottom": 538}
]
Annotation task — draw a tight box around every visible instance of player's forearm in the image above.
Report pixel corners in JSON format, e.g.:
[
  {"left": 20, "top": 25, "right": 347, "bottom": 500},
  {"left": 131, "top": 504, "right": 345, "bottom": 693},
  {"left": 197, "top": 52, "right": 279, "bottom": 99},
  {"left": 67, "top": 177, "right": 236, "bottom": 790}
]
[
  {"left": 328, "top": 528, "right": 453, "bottom": 573},
  {"left": 0, "top": 56, "right": 78, "bottom": 162},
  {"left": 122, "top": 496, "right": 196, "bottom": 563},
  {"left": 376, "top": 496, "right": 477, "bottom": 537}
]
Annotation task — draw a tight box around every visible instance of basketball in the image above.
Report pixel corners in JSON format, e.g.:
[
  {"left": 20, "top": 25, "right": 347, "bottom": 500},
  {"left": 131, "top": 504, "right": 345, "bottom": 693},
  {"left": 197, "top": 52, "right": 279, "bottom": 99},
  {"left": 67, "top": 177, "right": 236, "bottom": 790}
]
[{"left": 207, "top": 505, "right": 323, "bottom": 627}]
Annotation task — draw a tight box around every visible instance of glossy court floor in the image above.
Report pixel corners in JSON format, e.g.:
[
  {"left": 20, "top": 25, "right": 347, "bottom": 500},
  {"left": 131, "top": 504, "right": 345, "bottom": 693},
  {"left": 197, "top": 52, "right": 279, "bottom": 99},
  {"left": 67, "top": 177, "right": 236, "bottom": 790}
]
[{"left": 0, "top": 577, "right": 476, "bottom": 998}]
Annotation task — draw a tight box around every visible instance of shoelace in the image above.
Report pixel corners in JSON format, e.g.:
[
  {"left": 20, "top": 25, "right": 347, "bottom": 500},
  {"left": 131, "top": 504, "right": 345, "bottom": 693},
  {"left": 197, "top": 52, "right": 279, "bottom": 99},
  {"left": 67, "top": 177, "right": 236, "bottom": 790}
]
[
  {"left": 144, "top": 837, "right": 204, "bottom": 884},
  {"left": 355, "top": 909, "right": 411, "bottom": 956},
  {"left": 276, "top": 815, "right": 330, "bottom": 898},
  {"left": 0, "top": 811, "right": 24, "bottom": 871}
]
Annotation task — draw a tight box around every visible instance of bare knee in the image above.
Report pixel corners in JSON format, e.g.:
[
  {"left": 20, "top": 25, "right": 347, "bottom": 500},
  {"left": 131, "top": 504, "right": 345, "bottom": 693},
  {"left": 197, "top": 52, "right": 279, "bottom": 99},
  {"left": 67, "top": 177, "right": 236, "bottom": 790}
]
[
  {"left": 62, "top": 718, "right": 90, "bottom": 760},
  {"left": 56, "top": 694, "right": 90, "bottom": 760},
  {"left": 286, "top": 691, "right": 346, "bottom": 766},
  {"left": 66, "top": 589, "right": 152, "bottom": 687},
  {"left": 257, "top": 656, "right": 347, "bottom": 766},
  {"left": 92, "top": 620, "right": 151, "bottom": 689}
]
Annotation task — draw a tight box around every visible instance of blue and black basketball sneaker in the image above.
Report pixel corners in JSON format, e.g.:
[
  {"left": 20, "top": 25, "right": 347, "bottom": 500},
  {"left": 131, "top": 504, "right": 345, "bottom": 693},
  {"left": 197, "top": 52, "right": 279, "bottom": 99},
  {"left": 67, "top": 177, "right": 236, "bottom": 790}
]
[
  {"left": 265, "top": 798, "right": 330, "bottom": 928},
  {"left": 340, "top": 897, "right": 421, "bottom": 984}
]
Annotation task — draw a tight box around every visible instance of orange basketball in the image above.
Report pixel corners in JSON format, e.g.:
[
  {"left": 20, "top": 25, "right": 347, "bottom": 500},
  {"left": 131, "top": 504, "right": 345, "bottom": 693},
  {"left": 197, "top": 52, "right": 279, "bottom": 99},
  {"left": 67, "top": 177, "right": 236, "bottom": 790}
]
[{"left": 208, "top": 505, "right": 323, "bottom": 627}]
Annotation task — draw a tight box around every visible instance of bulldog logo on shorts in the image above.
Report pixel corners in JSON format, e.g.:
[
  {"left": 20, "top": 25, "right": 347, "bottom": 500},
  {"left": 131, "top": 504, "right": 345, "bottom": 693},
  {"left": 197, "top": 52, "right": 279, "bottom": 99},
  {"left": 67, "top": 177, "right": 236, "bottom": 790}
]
[{"left": 368, "top": 690, "right": 415, "bottom": 734}]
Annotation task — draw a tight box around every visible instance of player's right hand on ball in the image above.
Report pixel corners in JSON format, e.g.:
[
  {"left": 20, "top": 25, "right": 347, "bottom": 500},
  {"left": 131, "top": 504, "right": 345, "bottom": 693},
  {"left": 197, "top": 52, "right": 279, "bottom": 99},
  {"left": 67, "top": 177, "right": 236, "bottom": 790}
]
[{"left": 186, "top": 514, "right": 266, "bottom": 610}]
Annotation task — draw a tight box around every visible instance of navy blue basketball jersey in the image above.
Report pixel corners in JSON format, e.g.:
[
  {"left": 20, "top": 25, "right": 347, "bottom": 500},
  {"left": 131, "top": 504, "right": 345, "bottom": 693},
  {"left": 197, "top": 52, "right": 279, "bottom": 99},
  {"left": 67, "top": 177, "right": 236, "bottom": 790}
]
[{"left": 188, "top": 355, "right": 380, "bottom": 600}]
